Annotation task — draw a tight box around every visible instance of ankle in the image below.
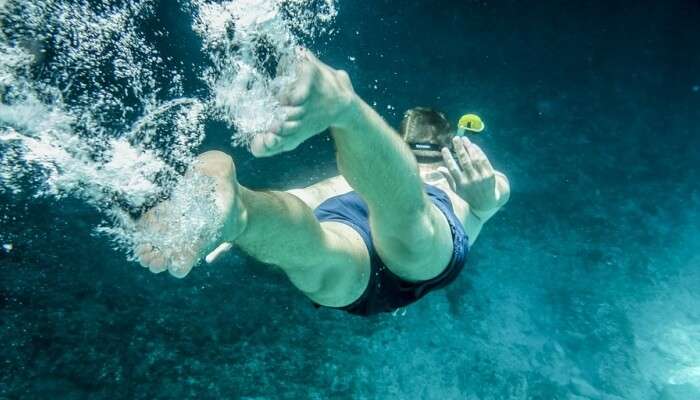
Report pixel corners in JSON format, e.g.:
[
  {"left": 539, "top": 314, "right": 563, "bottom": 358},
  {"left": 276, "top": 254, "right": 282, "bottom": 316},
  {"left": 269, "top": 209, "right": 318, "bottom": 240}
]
[{"left": 331, "top": 93, "right": 362, "bottom": 132}]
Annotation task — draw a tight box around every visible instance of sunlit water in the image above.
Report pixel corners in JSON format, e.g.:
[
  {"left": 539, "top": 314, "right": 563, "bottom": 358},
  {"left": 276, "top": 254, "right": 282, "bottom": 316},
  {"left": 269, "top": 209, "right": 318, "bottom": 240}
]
[{"left": 1, "top": 1, "right": 699, "bottom": 399}]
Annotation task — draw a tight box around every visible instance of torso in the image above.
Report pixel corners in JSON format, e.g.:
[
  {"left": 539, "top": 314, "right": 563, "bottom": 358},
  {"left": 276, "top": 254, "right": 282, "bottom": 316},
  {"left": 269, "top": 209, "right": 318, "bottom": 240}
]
[{"left": 286, "top": 166, "right": 475, "bottom": 237}]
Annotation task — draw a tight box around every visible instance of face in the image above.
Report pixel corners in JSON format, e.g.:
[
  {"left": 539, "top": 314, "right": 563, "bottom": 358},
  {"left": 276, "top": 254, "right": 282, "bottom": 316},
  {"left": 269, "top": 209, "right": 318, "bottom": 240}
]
[{"left": 400, "top": 108, "right": 452, "bottom": 149}]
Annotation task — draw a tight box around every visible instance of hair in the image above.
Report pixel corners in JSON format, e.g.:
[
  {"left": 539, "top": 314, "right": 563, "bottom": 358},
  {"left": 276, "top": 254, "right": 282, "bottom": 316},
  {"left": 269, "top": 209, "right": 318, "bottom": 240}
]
[{"left": 399, "top": 107, "right": 454, "bottom": 158}]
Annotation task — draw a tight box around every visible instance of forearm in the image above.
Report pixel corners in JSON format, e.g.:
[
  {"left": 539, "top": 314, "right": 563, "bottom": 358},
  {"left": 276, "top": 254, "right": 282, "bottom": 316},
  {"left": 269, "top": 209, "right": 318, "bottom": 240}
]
[{"left": 330, "top": 95, "right": 427, "bottom": 216}]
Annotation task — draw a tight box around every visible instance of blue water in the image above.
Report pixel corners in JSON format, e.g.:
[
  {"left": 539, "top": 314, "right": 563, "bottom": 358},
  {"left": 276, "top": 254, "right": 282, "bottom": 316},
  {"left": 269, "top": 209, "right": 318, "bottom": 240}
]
[{"left": 2, "top": 0, "right": 700, "bottom": 398}]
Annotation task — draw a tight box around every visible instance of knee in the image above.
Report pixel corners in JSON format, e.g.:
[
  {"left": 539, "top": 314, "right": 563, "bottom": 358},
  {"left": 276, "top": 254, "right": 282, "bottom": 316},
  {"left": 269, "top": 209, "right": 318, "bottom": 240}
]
[
  {"left": 194, "top": 151, "right": 235, "bottom": 179},
  {"left": 375, "top": 211, "right": 435, "bottom": 252}
]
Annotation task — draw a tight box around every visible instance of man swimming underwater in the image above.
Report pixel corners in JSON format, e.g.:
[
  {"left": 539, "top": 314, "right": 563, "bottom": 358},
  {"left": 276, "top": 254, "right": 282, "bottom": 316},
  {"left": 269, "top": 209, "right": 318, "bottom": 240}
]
[{"left": 136, "top": 49, "right": 510, "bottom": 316}]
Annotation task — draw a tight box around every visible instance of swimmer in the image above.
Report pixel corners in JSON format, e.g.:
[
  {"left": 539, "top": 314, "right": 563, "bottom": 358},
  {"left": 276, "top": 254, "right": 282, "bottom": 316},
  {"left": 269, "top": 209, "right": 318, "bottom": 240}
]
[{"left": 136, "top": 49, "right": 510, "bottom": 316}]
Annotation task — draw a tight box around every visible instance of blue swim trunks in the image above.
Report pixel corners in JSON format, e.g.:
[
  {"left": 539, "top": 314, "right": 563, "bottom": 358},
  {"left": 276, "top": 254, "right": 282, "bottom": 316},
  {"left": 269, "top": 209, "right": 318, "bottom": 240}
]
[{"left": 313, "top": 185, "right": 469, "bottom": 316}]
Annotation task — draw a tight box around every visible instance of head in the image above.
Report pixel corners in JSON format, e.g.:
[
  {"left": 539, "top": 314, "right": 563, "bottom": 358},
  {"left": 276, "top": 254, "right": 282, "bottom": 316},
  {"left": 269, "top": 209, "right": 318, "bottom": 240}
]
[{"left": 400, "top": 107, "right": 454, "bottom": 160}]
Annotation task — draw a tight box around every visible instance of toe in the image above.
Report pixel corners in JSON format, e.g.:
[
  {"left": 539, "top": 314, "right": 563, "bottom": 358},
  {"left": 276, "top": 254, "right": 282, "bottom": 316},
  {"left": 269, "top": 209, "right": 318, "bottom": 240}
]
[
  {"left": 136, "top": 243, "right": 152, "bottom": 256},
  {"left": 135, "top": 244, "right": 171, "bottom": 274},
  {"left": 148, "top": 253, "right": 169, "bottom": 274},
  {"left": 139, "top": 255, "right": 154, "bottom": 268},
  {"left": 250, "top": 133, "right": 282, "bottom": 157},
  {"left": 168, "top": 264, "right": 191, "bottom": 279},
  {"left": 136, "top": 244, "right": 155, "bottom": 268},
  {"left": 168, "top": 250, "right": 197, "bottom": 278}
]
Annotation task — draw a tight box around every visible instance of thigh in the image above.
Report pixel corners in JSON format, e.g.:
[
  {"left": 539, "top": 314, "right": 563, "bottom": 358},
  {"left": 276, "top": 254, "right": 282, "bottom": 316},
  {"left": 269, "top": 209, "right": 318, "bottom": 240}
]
[
  {"left": 286, "top": 221, "right": 371, "bottom": 308},
  {"left": 370, "top": 201, "right": 454, "bottom": 282}
]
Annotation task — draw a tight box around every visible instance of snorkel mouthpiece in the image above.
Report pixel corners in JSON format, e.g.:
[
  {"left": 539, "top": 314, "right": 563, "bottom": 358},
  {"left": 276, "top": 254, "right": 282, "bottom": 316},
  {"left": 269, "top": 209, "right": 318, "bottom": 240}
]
[{"left": 457, "top": 114, "right": 485, "bottom": 136}]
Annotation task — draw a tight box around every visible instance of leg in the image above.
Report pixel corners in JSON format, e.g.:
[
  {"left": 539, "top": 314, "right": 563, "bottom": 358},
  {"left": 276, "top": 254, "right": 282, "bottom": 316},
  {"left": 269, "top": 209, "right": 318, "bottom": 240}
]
[
  {"left": 234, "top": 188, "right": 370, "bottom": 306},
  {"left": 136, "top": 151, "right": 369, "bottom": 307},
  {"left": 249, "top": 52, "right": 454, "bottom": 282},
  {"left": 330, "top": 100, "right": 454, "bottom": 282}
]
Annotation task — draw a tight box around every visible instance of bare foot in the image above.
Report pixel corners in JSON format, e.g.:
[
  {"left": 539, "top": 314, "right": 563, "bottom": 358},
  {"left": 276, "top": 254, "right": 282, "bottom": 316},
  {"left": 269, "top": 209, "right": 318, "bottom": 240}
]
[
  {"left": 250, "top": 49, "right": 357, "bottom": 158},
  {"left": 134, "top": 151, "right": 246, "bottom": 278}
]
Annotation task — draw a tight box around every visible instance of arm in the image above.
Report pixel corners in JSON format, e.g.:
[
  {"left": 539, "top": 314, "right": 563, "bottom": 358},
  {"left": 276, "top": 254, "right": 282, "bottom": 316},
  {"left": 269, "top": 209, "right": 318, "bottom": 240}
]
[{"left": 460, "top": 171, "right": 509, "bottom": 245}]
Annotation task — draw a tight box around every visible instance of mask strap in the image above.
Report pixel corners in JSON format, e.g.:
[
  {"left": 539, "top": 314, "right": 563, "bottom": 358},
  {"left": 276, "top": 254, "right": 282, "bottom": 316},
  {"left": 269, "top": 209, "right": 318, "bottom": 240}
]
[{"left": 409, "top": 143, "right": 443, "bottom": 152}]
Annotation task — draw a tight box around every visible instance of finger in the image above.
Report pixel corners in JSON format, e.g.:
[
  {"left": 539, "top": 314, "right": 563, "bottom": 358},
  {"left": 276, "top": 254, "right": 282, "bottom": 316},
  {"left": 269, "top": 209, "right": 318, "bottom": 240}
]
[
  {"left": 453, "top": 137, "right": 477, "bottom": 179},
  {"left": 465, "top": 139, "right": 494, "bottom": 175},
  {"left": 461, "top": 137, "right": 483, "bottom": 175},
  {"left": 441, "top": 147, "right": 462, "bottom": 179},
  {"left": 250, "top": 133, "right": 282, "bottom": 158}
]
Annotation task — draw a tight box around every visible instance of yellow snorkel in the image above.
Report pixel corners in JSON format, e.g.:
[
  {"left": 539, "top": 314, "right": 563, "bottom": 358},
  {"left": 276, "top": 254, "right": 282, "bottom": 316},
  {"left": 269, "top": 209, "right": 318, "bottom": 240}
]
[{"left": 457, "top": 114, "right": 485, "bottom": 136}]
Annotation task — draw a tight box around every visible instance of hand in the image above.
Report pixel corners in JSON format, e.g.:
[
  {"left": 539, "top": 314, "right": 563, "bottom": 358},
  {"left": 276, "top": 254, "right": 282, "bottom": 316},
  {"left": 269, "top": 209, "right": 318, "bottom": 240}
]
[
  {"left": 250, "top": 48, "right": 357, "bottom": 157},
  {"left": 439, "top": 137, "right": 507, "bottom": 213}
]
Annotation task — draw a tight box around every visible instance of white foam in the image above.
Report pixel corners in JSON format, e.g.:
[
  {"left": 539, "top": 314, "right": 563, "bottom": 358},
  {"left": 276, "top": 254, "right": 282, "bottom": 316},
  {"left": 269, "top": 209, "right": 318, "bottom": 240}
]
[
  {"left": 0, "top": 0, "right": 201, "bottom": 251},
  {"left": 100, "top": 170, "right": 224, "bottom": 272},
  {"left": 194, "top": 0, "right": 336, "bottom": 147},
  {"left": 0, "top": 0, "right": 336, "bottom": 258}
]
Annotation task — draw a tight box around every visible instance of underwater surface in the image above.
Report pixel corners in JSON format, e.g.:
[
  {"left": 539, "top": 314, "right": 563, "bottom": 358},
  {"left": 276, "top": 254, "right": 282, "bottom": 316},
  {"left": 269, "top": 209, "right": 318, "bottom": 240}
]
[{"left": 1, "top": 0, "right": 700, "bottom": 398}]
